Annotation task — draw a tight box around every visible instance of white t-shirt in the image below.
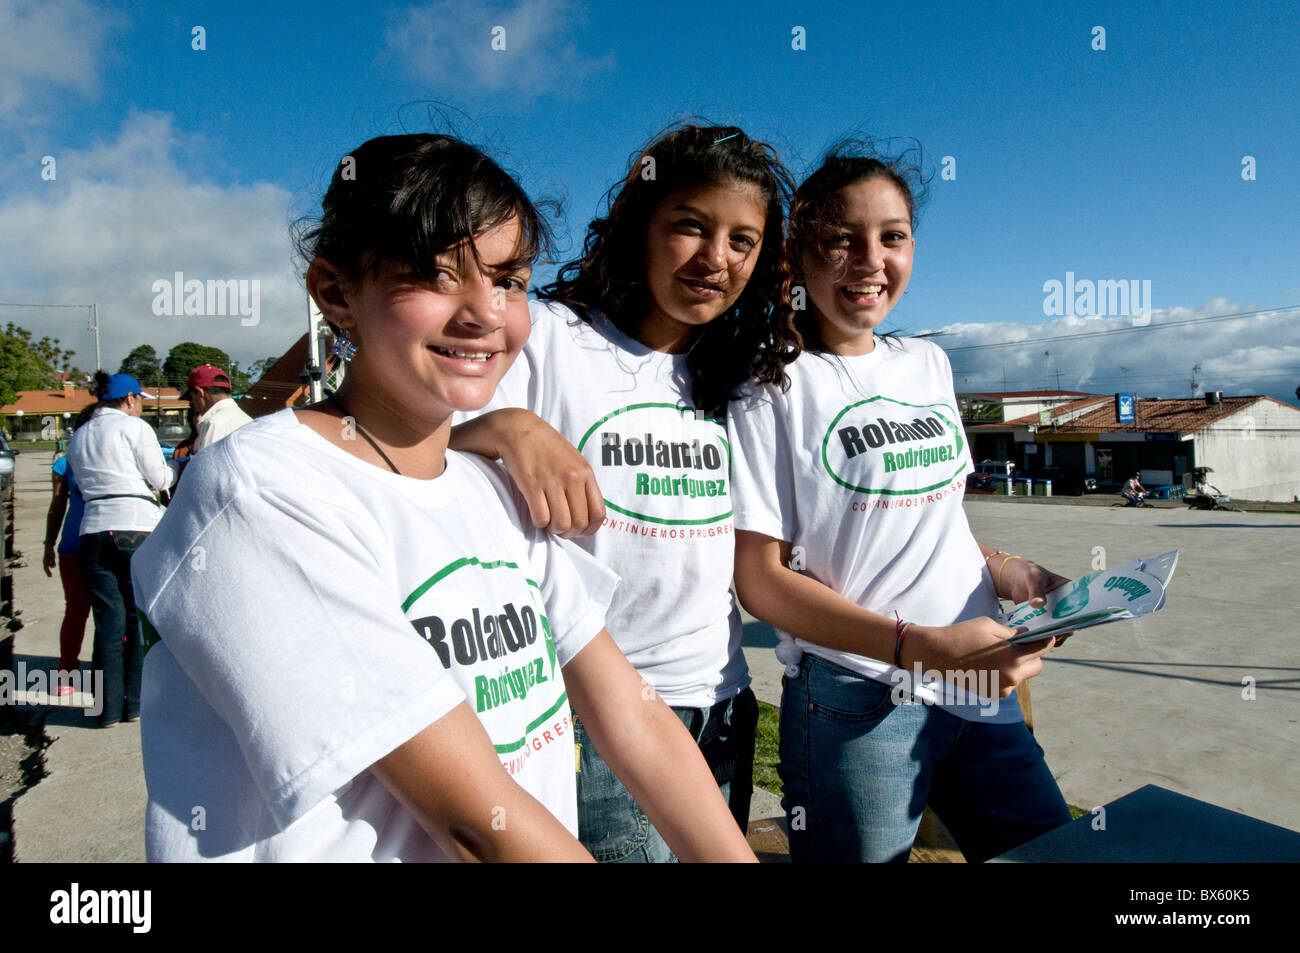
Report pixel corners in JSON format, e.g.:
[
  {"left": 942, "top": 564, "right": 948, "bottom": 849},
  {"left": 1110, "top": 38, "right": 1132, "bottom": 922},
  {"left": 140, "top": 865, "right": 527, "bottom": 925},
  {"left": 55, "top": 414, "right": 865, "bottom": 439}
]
[
  {"left": 193, "top": 395, "right": 253, "bottom": 451},
  {"left": 458, "top": 299, "right": 747, "bottom": 708},
  {"left": 728, "top": 338, "right": 1020, "bottom": 723},
  {"left": 133, "top": 409, "right": 617, "bottom": 862},
  {"left": 67, "top": 407, "right": 177, "bottom": 534}
]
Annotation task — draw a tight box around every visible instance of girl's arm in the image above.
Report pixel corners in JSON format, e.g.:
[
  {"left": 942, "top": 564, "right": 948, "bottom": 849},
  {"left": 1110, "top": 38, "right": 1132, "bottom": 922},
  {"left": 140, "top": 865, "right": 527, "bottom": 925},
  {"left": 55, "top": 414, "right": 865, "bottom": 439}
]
[
  {"left": 451, "top": 409, "right": 604, "bottom": 538},
  {"left": 371, "top": 700, "right": 594, "bottom": 863},
  {"left": 562, "top": 630, "right": 757, "bottom": 862},
  {"left": 43, "top": 472, "right": 69, "bottom": 577},
  {"left": 130, "top": 418, "right": 177, "bottom": 492},
  {"left": 734, "top": 530, "right": 1054, "bottom": 696}
]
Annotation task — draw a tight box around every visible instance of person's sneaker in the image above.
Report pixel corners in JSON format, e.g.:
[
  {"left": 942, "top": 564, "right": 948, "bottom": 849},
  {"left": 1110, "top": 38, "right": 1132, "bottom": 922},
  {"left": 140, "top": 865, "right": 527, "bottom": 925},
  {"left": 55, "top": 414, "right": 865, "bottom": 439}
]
[
  {"left": 123, "top": 713, "right": 140, "bottom": 723},
  {"left": 55, "top": 684, "right": 75, "bottom": 697}
]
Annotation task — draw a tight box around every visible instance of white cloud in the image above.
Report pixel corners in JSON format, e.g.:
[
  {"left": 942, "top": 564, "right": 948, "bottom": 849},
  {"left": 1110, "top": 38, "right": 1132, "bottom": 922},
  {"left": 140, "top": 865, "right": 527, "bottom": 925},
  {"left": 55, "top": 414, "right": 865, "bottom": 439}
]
[
  {"left": 0, "top": 112, "right": 304, "bottom": 374},
  {"left": 0, "top": 0, "right": 124, "bottom": 123},
  {"left": 383, "top": 0, "right": 614, "bottom": 99},
  {"left": 924, "top": 302, "right": 1300, "bottom": 404}
]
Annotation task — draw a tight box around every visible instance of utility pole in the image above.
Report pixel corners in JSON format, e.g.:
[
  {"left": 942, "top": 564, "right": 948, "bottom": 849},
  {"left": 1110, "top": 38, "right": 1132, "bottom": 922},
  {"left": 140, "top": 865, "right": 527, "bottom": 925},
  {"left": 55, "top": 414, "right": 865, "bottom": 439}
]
[
  {"left": 91, "top": 303, "right": 100, "bottom": 370},
  {"left": 0, "top": 301, "right": 101, "bottom": 371},
  {"left": 305, "top": 293, "right": 326, "bottom": 403}
]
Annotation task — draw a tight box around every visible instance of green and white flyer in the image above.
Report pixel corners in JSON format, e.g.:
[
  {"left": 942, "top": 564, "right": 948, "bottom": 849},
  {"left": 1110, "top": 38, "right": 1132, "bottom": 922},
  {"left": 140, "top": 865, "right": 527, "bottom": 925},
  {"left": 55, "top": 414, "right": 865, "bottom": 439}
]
[{"left": 999, "top": 550, "right": 1180, "bottom": 643}]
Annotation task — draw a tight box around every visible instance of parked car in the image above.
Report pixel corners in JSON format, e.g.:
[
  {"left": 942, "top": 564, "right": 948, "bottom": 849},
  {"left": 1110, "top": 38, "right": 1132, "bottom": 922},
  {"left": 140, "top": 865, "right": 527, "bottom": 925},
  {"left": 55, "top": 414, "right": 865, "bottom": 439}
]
[
  {"left": 154, "top": 422, "right": 191, "bottom": 461},
  {"left": 0, "top": 433, "right": 17, "bottom": 496},
  {"left": 971, "top": 459, "right": 1015, "bottom": 489}
]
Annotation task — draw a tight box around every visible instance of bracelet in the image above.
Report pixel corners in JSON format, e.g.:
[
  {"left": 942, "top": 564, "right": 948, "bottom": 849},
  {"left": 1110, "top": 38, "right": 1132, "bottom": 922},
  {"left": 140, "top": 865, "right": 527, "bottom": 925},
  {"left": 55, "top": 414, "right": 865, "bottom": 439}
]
[
  {"left": 998, "top": 551, "right": 1019, "bottom": 595},
  {"left": 893, "top": 612, "right": 913, "bottom": 668}
]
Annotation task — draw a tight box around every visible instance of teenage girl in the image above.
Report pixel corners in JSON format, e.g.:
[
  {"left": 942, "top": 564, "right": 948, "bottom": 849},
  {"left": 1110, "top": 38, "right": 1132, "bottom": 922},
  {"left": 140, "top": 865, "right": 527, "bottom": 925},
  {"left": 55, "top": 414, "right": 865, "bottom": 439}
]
[
  {"left": 453, "top": 124, "right": 798, "bottom": 861},
  {"left": 729, "top": 144, "right": 1074, "bottom": 863},
  {"left": 133, "top": 133, "right": 755, "bottom": 863}
]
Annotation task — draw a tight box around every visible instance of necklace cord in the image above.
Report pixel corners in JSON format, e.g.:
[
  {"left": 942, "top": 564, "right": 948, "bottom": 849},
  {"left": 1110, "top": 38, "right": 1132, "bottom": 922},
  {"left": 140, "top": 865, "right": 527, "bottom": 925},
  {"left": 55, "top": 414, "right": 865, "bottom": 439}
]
[{"left": 326, "top": 393, "right": 403, "bottom": 476}]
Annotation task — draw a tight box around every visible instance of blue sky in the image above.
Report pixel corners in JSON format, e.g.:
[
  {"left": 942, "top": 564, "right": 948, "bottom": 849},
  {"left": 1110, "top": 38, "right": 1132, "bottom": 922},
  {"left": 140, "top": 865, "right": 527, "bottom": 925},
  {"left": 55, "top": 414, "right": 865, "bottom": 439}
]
[{"left": 2, "top": 0, "right": 1297, "bottom": 400}]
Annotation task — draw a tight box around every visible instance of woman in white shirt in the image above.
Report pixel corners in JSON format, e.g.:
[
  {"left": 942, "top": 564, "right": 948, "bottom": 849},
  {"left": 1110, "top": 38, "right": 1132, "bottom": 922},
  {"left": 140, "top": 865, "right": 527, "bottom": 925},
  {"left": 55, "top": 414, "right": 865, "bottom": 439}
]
[{"left": 66, "top": 371, "right": 177, "bottom": 727}]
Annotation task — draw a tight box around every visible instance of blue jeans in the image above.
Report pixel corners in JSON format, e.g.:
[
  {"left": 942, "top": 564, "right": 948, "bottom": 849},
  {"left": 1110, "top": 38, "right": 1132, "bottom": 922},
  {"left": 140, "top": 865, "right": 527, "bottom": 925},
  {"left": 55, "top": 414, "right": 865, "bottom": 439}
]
[
  {"left": 79, "top": 530, "right": 149, "bottom": 725},
  {"left": 573, "top": 687, "right": 758, "bottom": 863},
  {"left": 780, "top": 654, "right": 1071, "bottom": 863}
]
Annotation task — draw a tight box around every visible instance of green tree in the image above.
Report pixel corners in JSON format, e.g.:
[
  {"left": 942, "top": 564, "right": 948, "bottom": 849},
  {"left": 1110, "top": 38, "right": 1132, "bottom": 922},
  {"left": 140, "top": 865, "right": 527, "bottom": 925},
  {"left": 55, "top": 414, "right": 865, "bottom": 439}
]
[
  {"left": 1, "top": 323, "right": 58, "bottom": 405},
  {"left": 226, "top": 361, "right": 252, "bottom": 392},
  {"left": 119, "top": 345, "right": 163, "bottom": 387},
  {"left": 162, "top": 342, "right": 234, "bottom": 389},
  {"left": 247, "top": 355, "right": 280, "bottom": 383}
]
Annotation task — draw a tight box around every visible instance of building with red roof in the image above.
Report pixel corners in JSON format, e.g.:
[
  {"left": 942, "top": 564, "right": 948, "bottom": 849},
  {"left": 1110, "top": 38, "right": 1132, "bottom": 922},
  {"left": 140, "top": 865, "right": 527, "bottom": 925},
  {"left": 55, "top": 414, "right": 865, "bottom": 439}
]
[
  {"left": 966, "top": 392, "right": 1300, "bottom": 501},
  {"left": 1, "top": 381, "right": 190, "bottom": 440}
]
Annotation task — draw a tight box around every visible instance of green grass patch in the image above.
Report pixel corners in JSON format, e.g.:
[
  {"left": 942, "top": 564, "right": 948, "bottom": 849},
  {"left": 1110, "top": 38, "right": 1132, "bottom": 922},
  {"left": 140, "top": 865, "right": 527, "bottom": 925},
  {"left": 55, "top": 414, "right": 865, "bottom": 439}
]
[{"left": 754, "top": 700, "right": 781, "bottom": 797}]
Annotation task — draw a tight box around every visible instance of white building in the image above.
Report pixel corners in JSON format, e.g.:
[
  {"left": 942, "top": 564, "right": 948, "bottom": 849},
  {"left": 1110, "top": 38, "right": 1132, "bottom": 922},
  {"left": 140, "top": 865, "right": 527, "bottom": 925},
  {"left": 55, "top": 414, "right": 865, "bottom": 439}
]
[{"left": 967, "top": 393, "right": 1300, "bottom": 502}]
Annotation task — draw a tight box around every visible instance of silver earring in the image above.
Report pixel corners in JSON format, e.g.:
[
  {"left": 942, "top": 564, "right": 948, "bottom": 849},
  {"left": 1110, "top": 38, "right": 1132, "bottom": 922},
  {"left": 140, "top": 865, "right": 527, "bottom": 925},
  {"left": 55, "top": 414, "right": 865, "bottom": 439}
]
[{"left": 331, "top": 329, "right": 358, "bottom": 363}]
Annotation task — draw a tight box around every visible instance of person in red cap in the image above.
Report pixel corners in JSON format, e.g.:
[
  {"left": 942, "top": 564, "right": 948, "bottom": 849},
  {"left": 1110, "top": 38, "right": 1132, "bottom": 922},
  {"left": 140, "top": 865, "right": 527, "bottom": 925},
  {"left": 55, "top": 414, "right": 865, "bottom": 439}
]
[{"left": 185, "top": 364, "right": 252, "bottom": 452}]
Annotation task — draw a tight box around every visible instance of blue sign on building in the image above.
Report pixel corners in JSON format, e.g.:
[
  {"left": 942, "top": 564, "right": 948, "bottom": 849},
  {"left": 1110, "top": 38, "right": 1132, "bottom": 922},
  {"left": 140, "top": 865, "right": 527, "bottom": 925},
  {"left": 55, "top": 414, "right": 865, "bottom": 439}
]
[{"left": 1117, "top": 393, "right": 1135, "bottom": 423}]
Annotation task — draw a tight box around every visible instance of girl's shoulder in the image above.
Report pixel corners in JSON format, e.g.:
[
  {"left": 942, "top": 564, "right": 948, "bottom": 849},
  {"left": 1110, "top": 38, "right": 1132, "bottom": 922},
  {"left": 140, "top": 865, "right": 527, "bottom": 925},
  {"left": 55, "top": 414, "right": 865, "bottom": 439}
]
[
  {"left": 885, "top": 334, "right": 952, "bottom": 369},
  {"left": 528, "top": 296, "right": 654, "bottom": 360},
  {"left": 526, "top": 298, "right": 598, "bottom": 351},
  {"left": 529, "top": 296, "right": 583, "bottom": 324},
  {"left": 528, "top": 297, "right": 596, "bottom": 337}
]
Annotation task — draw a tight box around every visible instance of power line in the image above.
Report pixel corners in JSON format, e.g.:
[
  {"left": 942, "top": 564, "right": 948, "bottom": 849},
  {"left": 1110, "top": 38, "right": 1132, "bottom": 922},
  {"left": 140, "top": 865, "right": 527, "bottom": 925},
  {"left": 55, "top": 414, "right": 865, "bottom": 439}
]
[
  {"left": 952, "top": 369, "right": 1300, "bottom": 389},
  {"left": 0, "top": 301, "right": 101, "bottom": 367}
]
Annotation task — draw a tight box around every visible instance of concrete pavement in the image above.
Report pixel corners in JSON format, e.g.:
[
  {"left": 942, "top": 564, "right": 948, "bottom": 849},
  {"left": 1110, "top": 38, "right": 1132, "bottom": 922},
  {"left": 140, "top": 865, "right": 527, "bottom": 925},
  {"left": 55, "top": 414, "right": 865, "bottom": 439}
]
[
  {"left": 742, "top": 496, "right": 1300, "bottom": 832},
  {"left": 6, "top": 450, "right": 147, "bottom": 862},
  {"left": 8, "top": 447, "right": 1299, "bottom": 861}
]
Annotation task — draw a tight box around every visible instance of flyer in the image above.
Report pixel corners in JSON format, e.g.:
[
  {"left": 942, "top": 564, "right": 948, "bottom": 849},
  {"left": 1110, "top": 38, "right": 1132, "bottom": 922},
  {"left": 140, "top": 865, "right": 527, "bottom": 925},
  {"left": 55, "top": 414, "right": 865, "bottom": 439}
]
[{"left": 999, "top": 550, "right": 1180, "bottom": 643}]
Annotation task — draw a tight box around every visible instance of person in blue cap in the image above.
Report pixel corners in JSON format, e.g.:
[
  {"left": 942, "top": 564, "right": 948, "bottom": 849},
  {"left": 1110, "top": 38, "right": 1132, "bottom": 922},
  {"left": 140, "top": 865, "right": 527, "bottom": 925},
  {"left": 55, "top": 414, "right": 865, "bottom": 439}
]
[{"left": 65, "top": 371, "right": 178, "bottom": 727}]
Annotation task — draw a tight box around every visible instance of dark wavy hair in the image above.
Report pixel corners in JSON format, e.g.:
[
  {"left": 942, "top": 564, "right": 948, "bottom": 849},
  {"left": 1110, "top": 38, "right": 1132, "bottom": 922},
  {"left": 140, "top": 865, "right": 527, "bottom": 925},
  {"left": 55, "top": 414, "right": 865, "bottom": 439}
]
[
  {"left": 294, "top": 134, "right": 553, "bottom": 298},
  {"left": 788, "top": 139, "right": 930, "bottom": 353},
  {"left": 541, "top": 124, "right": 799, "bottom": 417}
]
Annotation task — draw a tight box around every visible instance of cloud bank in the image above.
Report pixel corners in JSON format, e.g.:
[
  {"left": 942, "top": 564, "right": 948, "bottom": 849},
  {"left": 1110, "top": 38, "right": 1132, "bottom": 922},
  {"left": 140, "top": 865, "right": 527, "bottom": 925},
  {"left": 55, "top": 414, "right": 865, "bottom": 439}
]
[
  {"left": 0, "top": 112, "right": 303, "bottom": 373},
  {"left": 922, "top": 302, "right": 1299, "bottom": 404}
]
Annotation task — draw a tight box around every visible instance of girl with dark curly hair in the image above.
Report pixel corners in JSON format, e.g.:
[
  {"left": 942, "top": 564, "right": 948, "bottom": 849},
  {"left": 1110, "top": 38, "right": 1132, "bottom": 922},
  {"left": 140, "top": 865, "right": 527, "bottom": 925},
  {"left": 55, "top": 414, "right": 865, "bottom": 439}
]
[{"left": 454, "top": 123, "right": 799, "bottom": 861}]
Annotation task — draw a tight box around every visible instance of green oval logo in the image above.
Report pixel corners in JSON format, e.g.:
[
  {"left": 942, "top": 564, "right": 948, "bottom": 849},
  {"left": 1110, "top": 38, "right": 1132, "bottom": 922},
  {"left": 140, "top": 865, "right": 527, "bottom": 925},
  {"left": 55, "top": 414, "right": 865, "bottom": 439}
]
[
  {"left": 821, "top": 396, "right": 965, "bottom": 495},
  {"left": 1051, "top": 576, "right": 1092, "bottom": 618},
  {"left": 577, "top": 402, "right": 731, "bottom": 525}
]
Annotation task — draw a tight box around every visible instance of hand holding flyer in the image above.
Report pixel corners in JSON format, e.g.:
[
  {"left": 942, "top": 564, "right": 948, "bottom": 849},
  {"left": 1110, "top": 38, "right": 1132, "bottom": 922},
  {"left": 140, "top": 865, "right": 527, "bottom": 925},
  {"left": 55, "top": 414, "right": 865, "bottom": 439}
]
[{"left": 998, "top": 550, "right": 1180, "bottom": 643}]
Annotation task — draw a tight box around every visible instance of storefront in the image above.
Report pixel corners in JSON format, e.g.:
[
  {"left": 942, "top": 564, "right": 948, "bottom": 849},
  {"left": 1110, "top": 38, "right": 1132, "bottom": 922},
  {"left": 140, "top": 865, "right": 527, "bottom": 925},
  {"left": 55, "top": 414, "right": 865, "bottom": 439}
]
[{"left": 966, "top": 393, "right": 1300, "bottom": 500}]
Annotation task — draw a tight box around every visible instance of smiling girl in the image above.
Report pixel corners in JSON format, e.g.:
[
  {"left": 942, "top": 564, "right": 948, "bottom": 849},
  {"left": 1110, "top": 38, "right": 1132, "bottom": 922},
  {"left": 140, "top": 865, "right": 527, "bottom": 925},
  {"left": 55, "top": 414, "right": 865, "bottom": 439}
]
[
  {"left": 454, "top": 124, "right": 798, "bottom": 861},
  {"left": 728, "top": 144, "right": 1074, "bottom": 863},
  {"left": 132, "top": 134, "right": 755, "bottom": 862}
]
